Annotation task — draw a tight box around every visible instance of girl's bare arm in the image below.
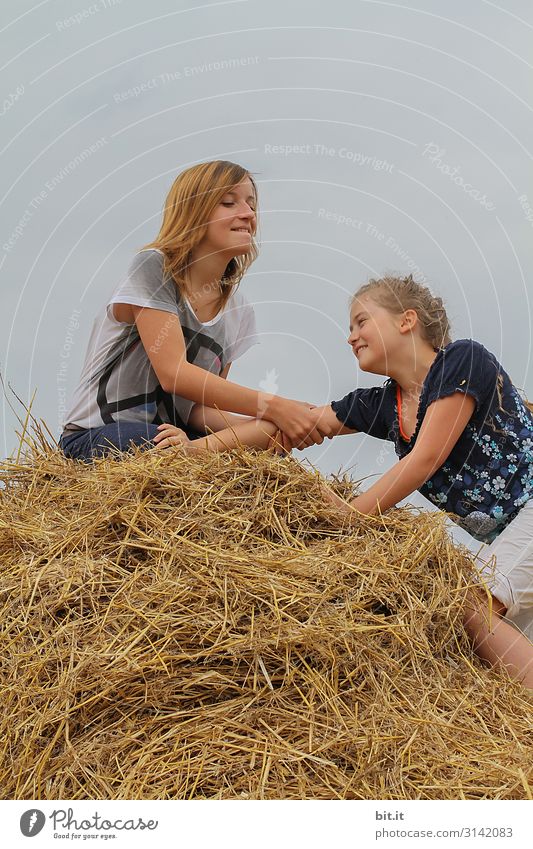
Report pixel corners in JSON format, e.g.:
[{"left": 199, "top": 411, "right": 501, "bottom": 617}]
[
  {"left": 329, "top": 392, "right": 476, "bottom": 517},
  {"left": 188, "top": 405, "right": 251, "bottom": 434},
  {"left": 132, "top": 305, "right": 323, "bottom": 447},
  {"left": 312, "top": 404, "right": 359, "bottom": 437},
  {"left": 190, "top": 418, "right": 280, "bottom": 453},
  {"left": 187, "top": 363, "right": 253, "bottom": 434}
]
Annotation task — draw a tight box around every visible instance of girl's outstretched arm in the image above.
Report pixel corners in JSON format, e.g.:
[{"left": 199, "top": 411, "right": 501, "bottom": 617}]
[
  {"left": 153, "top": 418, "right": 281, "bottom": 453},
  {"left": 188, "top": 404, "right": 252, "bottom": 434},
  {"left": 153, "top": 401, "right": 351, "bottom": 453},
  {"left": 193, "top": 418, "right": 281, "bottom": 452},
  {"left": 312, "top": 405, "right": 359, "bottom": 437},
  {"left": 133, "top": 305, "right": 324, "bottom": 448},
  {"left": 330, "top": 392, "right": 476, "bottom": 517},
  {"left": 187, "top": 363, "right": 255, "bottom": 435},
  {"left": 154, "top": 401, "right": 356, "bottom": 453}
]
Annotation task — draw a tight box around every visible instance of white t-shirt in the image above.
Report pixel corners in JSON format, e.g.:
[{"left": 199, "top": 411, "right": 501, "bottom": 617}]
[{"left": 63, "top": 249, "right": 258, "bottom": 431}]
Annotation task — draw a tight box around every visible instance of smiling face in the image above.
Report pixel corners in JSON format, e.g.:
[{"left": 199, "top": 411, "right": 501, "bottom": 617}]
[
  {"left": 199, "top": 177, "right": 257, "bottom": 260},
  {"left": 348, "top": 294, "right": 410, "bottom": 376}
]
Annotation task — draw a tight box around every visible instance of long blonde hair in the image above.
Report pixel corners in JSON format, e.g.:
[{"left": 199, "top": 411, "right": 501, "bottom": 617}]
[{"left": 143, "top": 161, "right": 258, "bottom": 308}]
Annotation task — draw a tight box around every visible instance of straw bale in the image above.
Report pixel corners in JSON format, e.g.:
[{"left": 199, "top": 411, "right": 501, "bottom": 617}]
[{"left": 0, "top": 441, "right": 531, "bottom": 800}]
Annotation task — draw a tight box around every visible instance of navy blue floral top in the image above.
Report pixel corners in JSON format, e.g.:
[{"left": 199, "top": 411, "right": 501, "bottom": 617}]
[{"left": 331, "top": 339, "right": 533, "bottom": 543}]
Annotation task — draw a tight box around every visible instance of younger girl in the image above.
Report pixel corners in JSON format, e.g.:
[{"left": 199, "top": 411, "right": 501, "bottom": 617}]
[
  {"left": 312, "top": 274, "right": 533, "bottom": 690},
  {"left": 59, "top": 160, "right": 322, "bottom": 461}
]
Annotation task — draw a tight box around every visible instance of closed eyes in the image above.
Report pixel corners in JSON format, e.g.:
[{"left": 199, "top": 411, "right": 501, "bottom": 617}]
[{"left": 221, "top": 198, "right": 256, "bottom": 211}]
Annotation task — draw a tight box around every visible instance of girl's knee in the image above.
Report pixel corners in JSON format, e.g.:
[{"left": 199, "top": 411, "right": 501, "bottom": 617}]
[
  {"left": 463, "top": 589, "right": 507, "bottom": 633},
  {"left": 465, "top": 588, "right": 506, "bottom": 613}
]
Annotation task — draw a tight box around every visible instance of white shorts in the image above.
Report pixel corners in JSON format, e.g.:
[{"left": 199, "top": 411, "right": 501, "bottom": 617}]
[{"left": 474, "top": 499, "right": 533, "bottom": 641}]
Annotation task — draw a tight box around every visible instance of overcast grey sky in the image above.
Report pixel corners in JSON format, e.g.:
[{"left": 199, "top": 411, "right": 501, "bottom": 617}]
[{"left": 1, "top": 0, "right": 532, "bottom": 546}]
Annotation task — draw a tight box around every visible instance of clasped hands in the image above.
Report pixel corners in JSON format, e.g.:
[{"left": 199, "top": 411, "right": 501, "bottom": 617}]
[{"left": 268, "top": 401, "right": 336, "bottom": 454}]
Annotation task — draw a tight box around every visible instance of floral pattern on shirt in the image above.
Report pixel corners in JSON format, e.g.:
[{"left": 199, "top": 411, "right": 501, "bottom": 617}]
[{"left": 331, "top": 339, "right": 533, "bottom": 543}]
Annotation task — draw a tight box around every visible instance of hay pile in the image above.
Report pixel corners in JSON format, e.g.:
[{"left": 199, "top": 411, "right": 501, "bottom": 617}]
[{"left": 0, "top": 439, "right": 532, "bottom": 800}]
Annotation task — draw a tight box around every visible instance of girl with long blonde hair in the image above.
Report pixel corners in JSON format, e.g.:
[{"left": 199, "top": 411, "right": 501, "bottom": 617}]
[{"left": 59, "top": 160, "right": 323, "bottom": 460}]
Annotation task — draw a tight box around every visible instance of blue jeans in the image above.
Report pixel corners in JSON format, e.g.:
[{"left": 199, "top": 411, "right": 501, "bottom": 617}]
[{"left": 59, "top": 422, "right": 160, "bottom": 462}]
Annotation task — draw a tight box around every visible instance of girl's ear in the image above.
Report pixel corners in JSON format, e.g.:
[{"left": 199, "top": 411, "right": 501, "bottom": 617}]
[{"left": 399, "top": 309, "right": 418, "bottom": 333}]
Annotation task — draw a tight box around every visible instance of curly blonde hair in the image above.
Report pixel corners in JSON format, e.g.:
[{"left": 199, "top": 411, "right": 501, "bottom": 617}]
[{"left": 352, "top": 273, "right": 452, "bottom": 351}]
